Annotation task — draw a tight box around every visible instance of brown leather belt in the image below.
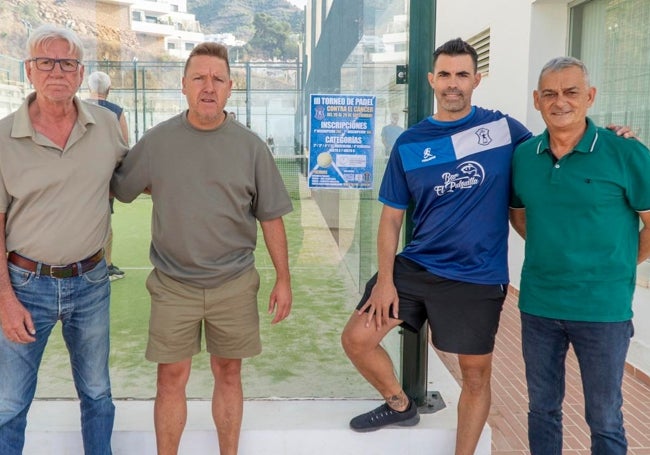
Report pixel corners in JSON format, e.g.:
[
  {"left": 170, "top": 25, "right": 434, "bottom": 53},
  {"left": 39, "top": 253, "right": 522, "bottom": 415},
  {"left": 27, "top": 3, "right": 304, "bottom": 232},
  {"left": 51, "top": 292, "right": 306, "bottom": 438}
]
[{"left": 7, "top": 250, "right": 104, "bottom": 279}]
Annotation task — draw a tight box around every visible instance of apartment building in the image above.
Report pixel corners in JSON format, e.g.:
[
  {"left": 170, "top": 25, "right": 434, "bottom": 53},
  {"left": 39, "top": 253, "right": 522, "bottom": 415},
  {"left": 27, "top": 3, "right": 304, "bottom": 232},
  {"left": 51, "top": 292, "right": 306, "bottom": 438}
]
[{"left": 129, "top": 0, "right": 204, "bottom": 58}]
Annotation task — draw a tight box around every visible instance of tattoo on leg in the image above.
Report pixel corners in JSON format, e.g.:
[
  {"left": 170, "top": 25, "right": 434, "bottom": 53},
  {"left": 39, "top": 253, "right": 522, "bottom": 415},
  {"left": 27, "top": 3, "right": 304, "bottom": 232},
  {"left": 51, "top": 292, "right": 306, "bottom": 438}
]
[{"left": 386, "top": 391, "right": 408, "bottom": 411}]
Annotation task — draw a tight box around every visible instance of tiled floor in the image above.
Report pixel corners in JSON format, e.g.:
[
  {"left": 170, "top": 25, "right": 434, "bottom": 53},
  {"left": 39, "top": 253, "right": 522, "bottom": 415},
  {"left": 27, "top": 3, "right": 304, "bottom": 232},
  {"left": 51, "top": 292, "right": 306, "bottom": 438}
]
[{"left": 437, "top": 288, "right": 650, "bottom": 455}]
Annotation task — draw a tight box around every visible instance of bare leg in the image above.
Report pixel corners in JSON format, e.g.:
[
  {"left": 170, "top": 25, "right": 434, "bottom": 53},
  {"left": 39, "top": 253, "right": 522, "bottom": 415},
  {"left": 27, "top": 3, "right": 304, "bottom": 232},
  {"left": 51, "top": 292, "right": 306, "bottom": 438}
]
[
  {"left": 154, "top": 359, "right": 192, "bottom": 455},
  {"left": 455, "top": 353, "right": 493, "bottom": 455},
  {"left": 210, "top": 355, "right": 243, "bottom": 455},
  {"left": 341, "top": 312, "right": 409, "bottom": 409}
]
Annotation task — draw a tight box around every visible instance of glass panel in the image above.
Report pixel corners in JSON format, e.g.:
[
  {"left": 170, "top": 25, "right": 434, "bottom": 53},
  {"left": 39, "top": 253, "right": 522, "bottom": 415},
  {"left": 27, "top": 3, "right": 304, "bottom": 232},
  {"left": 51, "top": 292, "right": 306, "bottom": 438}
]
[{"left": 0, "top": 0, "right": 409, "bottom": 399}]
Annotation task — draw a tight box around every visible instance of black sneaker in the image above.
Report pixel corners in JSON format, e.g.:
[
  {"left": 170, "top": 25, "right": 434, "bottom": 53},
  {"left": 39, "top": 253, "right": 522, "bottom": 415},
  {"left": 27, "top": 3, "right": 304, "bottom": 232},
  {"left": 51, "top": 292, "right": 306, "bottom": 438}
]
[
  {"left": 350, "top": 398, "right": 420, "bottom": 432},
  {"left": 108, "top": 264, "right": 125, "bottom": 281}
]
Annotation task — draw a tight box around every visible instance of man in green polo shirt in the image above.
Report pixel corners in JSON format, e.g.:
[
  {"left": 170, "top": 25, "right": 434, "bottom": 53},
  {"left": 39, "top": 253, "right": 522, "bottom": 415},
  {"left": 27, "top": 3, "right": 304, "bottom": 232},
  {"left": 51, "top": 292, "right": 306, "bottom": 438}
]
[{"left": 510, "top": 56, "right": 650, "bottom": 455}]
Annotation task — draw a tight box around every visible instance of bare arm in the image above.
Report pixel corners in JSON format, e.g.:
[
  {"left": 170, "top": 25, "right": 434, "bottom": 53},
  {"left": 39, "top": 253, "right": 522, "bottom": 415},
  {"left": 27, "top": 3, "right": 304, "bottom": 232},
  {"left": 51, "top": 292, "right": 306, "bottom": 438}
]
[
  {"left": 0, "top": 213, "right": 35, "bottom": 343},
  {"left": 108, "top": 114, "right": 130, "bottom": 200},
  {"left": 509, "top": 208, "right": 527, "bottom": 240},
  {"left": 260, "top": 217, "right": 292, "bottom": 324},
  {"left": 638, "top": 211, "right": 650, "bottom": 264},
  {"left": 358, "top": 204, "right": 404, "bottom": 330}
]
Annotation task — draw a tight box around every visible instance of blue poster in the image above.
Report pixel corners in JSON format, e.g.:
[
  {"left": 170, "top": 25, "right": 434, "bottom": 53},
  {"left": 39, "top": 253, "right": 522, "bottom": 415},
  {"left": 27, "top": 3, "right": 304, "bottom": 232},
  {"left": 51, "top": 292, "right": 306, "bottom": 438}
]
[{"left": 308, "top": 94, "right": 376, "bottom": 189}]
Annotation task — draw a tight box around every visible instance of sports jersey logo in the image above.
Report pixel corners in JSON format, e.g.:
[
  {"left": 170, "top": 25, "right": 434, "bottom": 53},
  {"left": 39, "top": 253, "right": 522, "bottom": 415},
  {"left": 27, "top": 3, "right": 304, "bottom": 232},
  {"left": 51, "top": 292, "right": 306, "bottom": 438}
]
[
  {"left": 422, "top": 147, "right": 437, "bottom": 162},
  {"left": 433, "top": 160, "right": 485, "bottom": 196},
  {"left": 475, "top": 127, "right": 492, "bottom": 146}
]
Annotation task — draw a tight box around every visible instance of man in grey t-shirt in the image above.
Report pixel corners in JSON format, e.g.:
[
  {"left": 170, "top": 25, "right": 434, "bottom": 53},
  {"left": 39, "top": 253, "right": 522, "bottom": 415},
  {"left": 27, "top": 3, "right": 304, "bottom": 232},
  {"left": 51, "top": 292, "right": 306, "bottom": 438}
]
[{"left": 111, "top": 42, "right": 292, "bottom": 455}]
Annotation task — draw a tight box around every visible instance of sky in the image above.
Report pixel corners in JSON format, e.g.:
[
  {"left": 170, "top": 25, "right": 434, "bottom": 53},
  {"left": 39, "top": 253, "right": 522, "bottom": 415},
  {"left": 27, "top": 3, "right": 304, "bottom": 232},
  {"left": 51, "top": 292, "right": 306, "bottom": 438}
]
[{"left": 287, "top": 0, "right": 307, "bottom": 8}]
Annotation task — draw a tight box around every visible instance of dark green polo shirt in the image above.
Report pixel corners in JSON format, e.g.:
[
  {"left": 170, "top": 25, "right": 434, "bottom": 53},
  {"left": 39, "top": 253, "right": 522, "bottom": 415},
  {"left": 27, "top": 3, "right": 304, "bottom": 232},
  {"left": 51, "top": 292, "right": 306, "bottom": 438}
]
[{"left": 511, "top": 118, "right": 650, "bottom": 322}]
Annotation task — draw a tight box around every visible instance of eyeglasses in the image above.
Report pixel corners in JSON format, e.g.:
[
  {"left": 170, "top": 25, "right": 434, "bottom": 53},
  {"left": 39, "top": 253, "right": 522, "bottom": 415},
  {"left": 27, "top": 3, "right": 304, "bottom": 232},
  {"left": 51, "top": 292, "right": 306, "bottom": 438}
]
[{"left": 29, "top": 57, "right": 81, "bottom": 72}]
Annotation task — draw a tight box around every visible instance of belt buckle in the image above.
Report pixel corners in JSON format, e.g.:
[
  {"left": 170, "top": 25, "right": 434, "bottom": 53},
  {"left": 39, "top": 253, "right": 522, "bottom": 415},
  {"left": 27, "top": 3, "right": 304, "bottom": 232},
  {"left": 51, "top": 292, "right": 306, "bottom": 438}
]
[{"left": 49, "top": 265, "right": 73, "bottom": 278}]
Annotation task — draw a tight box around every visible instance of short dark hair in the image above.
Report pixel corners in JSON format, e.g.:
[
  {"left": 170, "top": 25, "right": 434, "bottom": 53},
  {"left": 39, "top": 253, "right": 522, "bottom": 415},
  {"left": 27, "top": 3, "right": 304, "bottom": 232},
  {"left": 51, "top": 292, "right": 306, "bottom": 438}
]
[
  {"left": 184, "top": 42, "right": 230, "bottom": 76},
  {"left": 432, "top": 38, "right": 478, "bottom": 73}
]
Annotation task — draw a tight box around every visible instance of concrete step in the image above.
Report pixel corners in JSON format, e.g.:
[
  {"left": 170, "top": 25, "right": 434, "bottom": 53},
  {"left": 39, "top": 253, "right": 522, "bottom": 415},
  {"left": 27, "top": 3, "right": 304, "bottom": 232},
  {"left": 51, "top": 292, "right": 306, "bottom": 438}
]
[{"left": 25, "top": 347, "right": 491, "bottom": 454}]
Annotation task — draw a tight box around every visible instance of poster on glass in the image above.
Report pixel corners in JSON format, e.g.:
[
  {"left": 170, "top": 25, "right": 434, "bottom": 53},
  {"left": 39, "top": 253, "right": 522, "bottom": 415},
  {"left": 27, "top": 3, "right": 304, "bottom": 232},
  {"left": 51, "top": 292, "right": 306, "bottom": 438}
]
[{"left": 308, "top": 94, "right": 376, "bottom": 189}]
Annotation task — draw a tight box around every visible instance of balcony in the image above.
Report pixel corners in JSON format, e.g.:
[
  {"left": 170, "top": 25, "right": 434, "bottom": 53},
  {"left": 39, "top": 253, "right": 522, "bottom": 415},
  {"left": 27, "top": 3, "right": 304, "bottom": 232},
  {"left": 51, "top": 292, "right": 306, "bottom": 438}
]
[{"left": 131, "top": 19, "right": 176, "bottom": 37}]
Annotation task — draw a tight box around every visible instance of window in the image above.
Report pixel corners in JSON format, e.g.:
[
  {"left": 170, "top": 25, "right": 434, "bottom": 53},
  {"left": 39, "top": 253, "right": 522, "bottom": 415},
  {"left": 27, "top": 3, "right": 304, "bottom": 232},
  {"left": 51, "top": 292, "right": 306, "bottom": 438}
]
[
  {"left": 570, "top": 0, "right": 650, "bottom": 139},
  {"left": 467, "top": 28, "right": 490, "bottom": 76}
]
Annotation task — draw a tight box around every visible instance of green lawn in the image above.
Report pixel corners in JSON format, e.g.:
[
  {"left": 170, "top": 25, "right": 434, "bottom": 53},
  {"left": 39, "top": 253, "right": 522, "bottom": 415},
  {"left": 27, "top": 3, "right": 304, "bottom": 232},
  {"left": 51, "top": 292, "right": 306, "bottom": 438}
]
[{"left": 35, "top": 165, "right": 396, "bottom": 400}]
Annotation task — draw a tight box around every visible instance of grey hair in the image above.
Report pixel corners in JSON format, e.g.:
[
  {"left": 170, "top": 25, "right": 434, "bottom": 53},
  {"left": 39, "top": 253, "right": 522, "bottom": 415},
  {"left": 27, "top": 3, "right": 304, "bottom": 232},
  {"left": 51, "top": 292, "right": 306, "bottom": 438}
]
[
  {"left": 87, "top": 71, "right": 111, "bottom": 95},
  {"left": 538, "top": 56, "right": 590, "bottom": 89},
  {"left": 26, "top": 24, "right": 84, "bottom": 61}
]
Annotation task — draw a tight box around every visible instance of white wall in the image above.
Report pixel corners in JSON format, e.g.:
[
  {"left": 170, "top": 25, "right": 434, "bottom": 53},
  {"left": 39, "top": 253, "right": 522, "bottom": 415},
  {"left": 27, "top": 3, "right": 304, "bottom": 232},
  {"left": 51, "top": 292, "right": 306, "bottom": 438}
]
[
  {"left": 526, "top": 0, "right": 572, "bottom": 135},
  {"left": 436, "top": 0, "right": 532, "bottom": 123}
]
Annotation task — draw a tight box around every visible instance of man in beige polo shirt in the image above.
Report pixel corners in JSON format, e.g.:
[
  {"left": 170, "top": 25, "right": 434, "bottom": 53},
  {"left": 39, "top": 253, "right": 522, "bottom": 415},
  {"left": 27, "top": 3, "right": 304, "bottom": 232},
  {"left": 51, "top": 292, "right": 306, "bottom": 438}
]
[{"left": 0, "top": 24, "right": 128, "bottom": 455}]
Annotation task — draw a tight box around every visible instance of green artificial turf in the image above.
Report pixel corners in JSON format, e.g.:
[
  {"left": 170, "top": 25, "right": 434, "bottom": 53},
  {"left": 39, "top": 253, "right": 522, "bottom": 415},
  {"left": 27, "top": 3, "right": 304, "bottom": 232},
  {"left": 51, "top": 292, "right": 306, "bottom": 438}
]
[{"left": 35, "top": 165, "right": 398, "bottom": 400}]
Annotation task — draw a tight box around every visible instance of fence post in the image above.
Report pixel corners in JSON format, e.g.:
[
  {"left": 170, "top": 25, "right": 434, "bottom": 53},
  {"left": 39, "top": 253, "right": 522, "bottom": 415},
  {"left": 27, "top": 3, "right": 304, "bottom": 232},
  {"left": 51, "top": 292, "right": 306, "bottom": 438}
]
[{"left": 400, "top": 0, "right": 444, "bottom": 414}]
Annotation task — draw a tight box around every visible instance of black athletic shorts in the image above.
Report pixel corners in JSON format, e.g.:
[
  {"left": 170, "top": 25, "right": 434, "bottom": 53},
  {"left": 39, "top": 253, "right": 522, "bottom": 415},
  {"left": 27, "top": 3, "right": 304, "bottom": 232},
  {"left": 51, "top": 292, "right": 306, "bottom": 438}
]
[{"left": 356, "top": 255, "right": 507, "bottom": 355}]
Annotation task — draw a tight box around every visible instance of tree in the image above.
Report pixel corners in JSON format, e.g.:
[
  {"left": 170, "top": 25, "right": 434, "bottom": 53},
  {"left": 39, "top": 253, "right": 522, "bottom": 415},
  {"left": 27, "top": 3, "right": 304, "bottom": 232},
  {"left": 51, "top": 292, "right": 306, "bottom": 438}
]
[{"left": 248, "top": 12, "right": 297, "bottom": 60}]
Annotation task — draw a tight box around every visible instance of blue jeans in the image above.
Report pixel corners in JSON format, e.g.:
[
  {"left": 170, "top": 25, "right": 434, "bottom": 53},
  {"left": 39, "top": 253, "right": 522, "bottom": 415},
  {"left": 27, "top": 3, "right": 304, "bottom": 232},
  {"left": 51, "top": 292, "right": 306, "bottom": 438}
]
[
  {"left": 521, "top": 312, "right": 632, "bottom": 455},
  {"left": 0, "top": 259, "right": 114, "bottom": 455}
]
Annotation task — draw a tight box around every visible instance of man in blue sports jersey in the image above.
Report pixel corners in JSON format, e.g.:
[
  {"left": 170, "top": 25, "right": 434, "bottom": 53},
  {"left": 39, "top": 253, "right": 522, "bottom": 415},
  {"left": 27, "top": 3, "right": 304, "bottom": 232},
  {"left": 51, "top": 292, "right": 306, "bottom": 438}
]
[{"left": 341, "top": 38, "right": 532, "bottom": 454}]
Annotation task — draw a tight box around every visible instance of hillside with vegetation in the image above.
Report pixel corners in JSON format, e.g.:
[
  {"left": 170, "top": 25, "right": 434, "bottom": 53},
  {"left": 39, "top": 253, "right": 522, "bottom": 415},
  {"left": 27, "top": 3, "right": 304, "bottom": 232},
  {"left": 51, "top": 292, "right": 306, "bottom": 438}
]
[
  {"left": 0, "top": 0, "right": 303, "bottom": 61},
  {"left": 0, "top": 0, "right": 141, "bottom": 61},
  {"left": 188, "top": 0, "right": 304, "bottom": 60},
  {"left": 189, "top": 0, "right": 302, "bottom": 39}
]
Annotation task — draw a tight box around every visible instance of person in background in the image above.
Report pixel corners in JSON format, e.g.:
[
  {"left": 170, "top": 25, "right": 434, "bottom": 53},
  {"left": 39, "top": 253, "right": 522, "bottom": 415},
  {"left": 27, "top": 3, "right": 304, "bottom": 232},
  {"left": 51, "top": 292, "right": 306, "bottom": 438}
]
[
  {"left": 266, "top": 135, "right": 275, "bottom": 155},
  {"left": 510, "top": 56, "right": 650, "bottom": 455},
  {"left": 111, "top": 42, "right": 293, "bottom": 455},
  {"left": 87, "top": 70, "right": 129, "bottom": 281},
  {"left": 0, "top": 24, "right": 128, "bottom": 454},
  {"left": 380, "top": 112, "right": 404, "bottom": 156}
]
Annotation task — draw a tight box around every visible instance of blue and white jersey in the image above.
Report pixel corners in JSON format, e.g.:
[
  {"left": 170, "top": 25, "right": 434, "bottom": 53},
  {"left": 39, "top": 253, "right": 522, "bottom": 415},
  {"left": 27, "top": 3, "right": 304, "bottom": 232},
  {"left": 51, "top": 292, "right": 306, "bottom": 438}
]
[{"left": 380, "top": 106, "right": 531, "bottom": 284}]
